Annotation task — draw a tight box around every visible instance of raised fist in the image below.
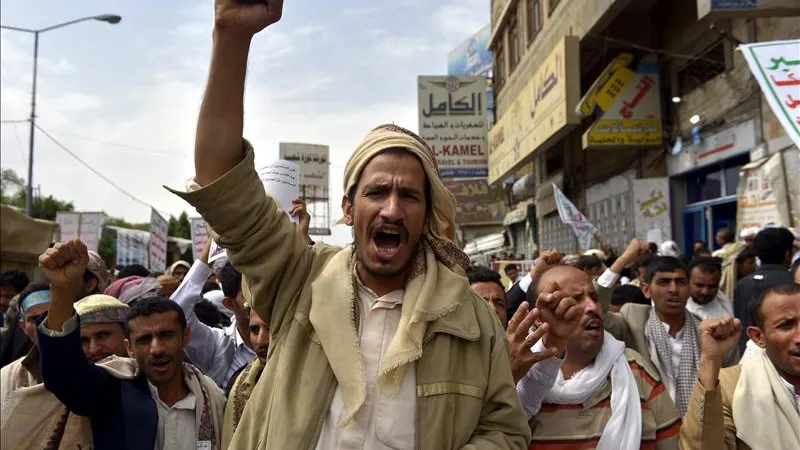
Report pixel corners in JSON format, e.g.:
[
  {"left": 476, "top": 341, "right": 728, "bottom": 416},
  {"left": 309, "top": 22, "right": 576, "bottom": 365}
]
[
  {"left": 699, "top": 317, "right": 742, "bottom": 364},
  {"left": 39, "top": 239, "right": 89, "bottom": 291},
  {"left": 214, "top": 0, "right": 284, "bottom": 37}
]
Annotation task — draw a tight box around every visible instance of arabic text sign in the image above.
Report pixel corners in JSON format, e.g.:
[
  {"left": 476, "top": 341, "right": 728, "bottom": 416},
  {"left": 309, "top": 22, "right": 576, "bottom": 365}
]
[
  {"left": 488, "top": 36, "right": 580, "bottom": 184},
  {"left": 190, "top": 217, "right": 208, "bottom": 261},
  {"left": 632, "top": 178, "right": 672, "bottom": 246},
  {"left": 443, "top": 179, "right": 508, "bottom": 224},
  {"left": 418, "top": 76, "right": 488, "bottom": 178},
  {"left": 116, "top": 228, "right": 149, "bottom": 267},
  {"left": 737, "top": 153, "right": 791, "bottom": 230},
  {"left": 78, "top": 213, "right": 105, "bottom": 253},
  {"left": 149, "top": 209, "right": 169, "bottom": 272},
  {"left": 583, "top": 55, "right": 663, "bottom": 148},
  {"left": 56, "top": 212, "right": 80, "bottom": 242},
  {"left": 278, "top": 143, "right": 329, "bottom": 194},
  {"left": 258, "top": 159, "right": 300, "bottom": 223},
  {"left": 447, "top": 24, "right": 492, "bottom": 77},
  {"left": 741, "top": 40, "right": 800, "bottom": 149},
  {"left": 553, "top": 184, "right": 598, "bottom": 251}
]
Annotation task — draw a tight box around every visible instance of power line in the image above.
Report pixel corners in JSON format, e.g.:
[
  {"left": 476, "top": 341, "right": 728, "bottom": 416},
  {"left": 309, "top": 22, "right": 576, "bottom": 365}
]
[
  {"left": 34, "top": 123, "right": 172, "bottom": 218},
  {"left": 11, "top": 122, "right": 26, "bottom": 164},
  {"left": 0, "top": 119, "right": 29, "bottom": 124},
  {"left": 42, "top": 128, "right": 190, "bottom": 158}
]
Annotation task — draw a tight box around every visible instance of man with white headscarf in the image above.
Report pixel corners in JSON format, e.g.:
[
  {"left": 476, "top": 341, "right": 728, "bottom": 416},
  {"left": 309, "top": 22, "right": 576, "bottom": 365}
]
[
  {"left": 519, "top": 265, "right": 680, "bottom": 450},
  {"left": 165, "top": 1, "right": 531, "bottom": 449}
]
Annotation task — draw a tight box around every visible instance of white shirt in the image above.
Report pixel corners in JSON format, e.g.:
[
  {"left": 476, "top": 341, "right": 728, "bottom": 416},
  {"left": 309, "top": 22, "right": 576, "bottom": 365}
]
[
  {"left": 149, "top": 380, "right": 198, "bottom": 450},
  {"left": 780, "top": 377, "right": 800, "bottom": 415},
  {"left": 171, "top": 260, "right": 255, "bottom": 388},
  {"left": 658, "top": 321, "right": 685, "bottom": 402},
  {"left": 516, "top": 340, "right": 566, "bottom": 418},
  {"left": 686, "top": 292, "right": 734, "bottom": 321},
  {"left": 315, "top": 283, "right": 416, "bottom": 450}
]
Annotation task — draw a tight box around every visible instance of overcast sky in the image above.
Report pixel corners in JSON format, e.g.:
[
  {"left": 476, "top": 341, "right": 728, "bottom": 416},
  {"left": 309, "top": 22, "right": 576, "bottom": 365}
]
[{"left": 0, "top": 0, "right": 487, "bottom": 245}]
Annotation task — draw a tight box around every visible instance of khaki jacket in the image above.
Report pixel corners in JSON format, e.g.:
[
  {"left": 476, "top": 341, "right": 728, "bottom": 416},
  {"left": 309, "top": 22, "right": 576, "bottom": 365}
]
[
  {"left": 680, "top": 365, "right": 751, "bottom": 450},
  {"left": 173, "top": 146, "right": 531, "bottom": 450}
]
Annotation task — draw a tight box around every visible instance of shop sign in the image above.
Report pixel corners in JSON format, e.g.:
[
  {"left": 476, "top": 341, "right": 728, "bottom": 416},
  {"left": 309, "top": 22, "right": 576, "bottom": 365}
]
[
  {"left": 443, "top": 179, "right": 508, "bottom": 224},
  {"left": 667, "top": 119, "right": 757, "bottom": 175},
  {"left": 698, "top": 0, "right": 800, "bottom": 20},
  {"left": 581, "top": 55, "right": 663, "bottom": 148},
  {"left": 632, "top": 178, "right": 672, "bottom": 245},
  {"left": 737, "top": 153, "right": 791, "bottom": 230},
  {"left": 487, "top": 36, "right": 580, "bottom": 184}
]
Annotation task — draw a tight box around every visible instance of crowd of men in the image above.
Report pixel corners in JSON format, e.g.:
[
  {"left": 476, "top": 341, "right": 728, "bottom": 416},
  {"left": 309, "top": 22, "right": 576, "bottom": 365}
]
[{"left": 2, "top": 2, "right": 800, "bottom": 449}]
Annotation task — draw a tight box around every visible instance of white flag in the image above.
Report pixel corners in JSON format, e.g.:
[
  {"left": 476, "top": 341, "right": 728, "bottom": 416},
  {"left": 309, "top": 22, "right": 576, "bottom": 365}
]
[{"left": 553, "top": 184, "right": 598, "bottom": 251}]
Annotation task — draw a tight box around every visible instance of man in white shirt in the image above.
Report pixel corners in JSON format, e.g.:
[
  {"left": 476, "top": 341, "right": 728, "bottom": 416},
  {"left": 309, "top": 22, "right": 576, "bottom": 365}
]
[{"left": 686, "top": 257, "right": 734, "bottom": 320}]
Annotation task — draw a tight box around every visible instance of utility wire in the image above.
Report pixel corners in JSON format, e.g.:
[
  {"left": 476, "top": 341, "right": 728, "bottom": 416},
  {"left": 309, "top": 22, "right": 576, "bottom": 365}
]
[
  {"left": 11, "top": 121, "right": 27, "bottom": 163},
  {"left": 34, "top": 123, "right": 172, "bottom": 218},
  {"left": 42, "top": 128, "right": 189, "bottom": 158},
  {"left": 0, "top": 119, "right": 29, "bottom": 124}
]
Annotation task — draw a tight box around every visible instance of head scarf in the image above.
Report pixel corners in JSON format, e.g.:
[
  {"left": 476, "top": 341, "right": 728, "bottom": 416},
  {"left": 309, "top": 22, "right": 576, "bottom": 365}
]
[
  {"left": 20, "top": 290, "right": 50, "bottom": 316},
  {"left": 204, "top": 290, "right": 233, "bottom": 319},
  {"left": 658, "top": 240, "right": 681, "bottom": 258},
  {"left": 166, "top": 261, "right": 191, "bottom": 277},
  {"left": 341, "top": 124, "right": 462, "bottom": 248},
  {"left": 75, "top": 294, "right": 129, "bottom": 324},
  {"left": 104, "top": 276, "right": 160, "bottom": 305},
  {"left": 86, "top": 251, "right": 109, "bottom": 293}
]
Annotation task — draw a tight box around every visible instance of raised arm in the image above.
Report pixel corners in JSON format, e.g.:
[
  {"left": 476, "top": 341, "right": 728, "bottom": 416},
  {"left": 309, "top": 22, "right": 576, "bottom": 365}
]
[{"left": 195, "top": 0, "right": 283, "bottom": 185}]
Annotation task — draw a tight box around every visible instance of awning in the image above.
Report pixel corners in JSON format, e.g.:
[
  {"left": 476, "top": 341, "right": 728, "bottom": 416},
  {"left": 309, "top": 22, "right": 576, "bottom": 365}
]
[
  {"left": 503, "top": 200, "right": 532, "bottom": 226},
  {"left": 463, "top": 233, "right": 506, "bottom": 257}
]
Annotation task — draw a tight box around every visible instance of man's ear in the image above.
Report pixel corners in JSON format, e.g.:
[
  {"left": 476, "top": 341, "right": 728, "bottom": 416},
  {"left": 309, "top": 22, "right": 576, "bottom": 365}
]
[
  {"left": 341, "top": 194, "right": 354, "bottom": 227},
  {"left": 641, "top": 283, "right": 652, "bottom": 300},
  {"left": 746, "top": 326, "right": 767, "bottom": 348},
  {"left": 124, "top": 339, "right": 134, "bottom": 358}
]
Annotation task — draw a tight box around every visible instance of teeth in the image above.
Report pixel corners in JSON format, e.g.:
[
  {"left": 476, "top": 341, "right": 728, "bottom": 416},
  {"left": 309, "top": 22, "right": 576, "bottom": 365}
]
[{"left": 382, "top": 230, "right": 399, "bottom": 235}]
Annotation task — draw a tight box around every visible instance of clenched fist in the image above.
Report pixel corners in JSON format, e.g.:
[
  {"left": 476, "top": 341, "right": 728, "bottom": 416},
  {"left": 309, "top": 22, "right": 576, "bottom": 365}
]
[
  {"left": 535, "top": 282, "right": 584, "bottom": 341},
  {"left": 699, "top": 317, "right": 742, "bottom": 364},
  {"left": 214, "top": 0, "right": 284, "bottom": 37},
  {"left": 39, "top": 239, "right": 89, "bottom": 291}
]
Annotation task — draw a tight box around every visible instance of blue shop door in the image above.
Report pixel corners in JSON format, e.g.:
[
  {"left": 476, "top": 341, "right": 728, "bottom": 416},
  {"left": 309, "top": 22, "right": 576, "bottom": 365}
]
[
  {"left": 682, "top": 207, "right": 707, "bottom": 255},
  {"left": 710, "top": 201, "right": 737, "bottom": 250}
]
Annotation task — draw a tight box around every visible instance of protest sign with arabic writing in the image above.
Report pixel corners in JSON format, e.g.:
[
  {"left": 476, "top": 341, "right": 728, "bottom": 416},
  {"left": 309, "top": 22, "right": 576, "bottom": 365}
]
[
  {"left": 149, "top": 209, "right": 168, "bottom": 272},
  {"left": 553, "top": 184, "right": 598, "bottom": 251},
  {"left": 190, "top": 217, "right": 208, "bottom": 261},
  {"left": 258, "top": 159, "right": 300, "bottom": 224},
  {"left": 741, "top": 39, "right": 800, "bottom": 149}
]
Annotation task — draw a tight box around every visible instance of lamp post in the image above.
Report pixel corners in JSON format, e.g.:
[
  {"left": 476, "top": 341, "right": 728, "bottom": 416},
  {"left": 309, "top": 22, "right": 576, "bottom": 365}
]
[{"left": 1, "top": 14, "right": 121, "bottom": 216}]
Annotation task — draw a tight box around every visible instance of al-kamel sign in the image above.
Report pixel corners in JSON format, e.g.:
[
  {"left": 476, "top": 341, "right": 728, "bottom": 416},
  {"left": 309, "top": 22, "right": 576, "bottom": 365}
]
[
  {"left": 488, "top": 36, "right": 580, "bottom": 185},
  {"left": 418, "top": 76, "right": 488, "bottom": 178}
]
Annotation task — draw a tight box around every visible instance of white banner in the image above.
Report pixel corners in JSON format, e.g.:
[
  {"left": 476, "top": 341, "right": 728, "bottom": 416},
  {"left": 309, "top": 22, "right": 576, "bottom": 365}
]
[
  {"left": 279, "top": 143, "right": 329, "bottom": 195},
  {"left": 56, "top": 212, "right": 80, "bottom": 242},
  {"left": 149, "top": 209, "right": 169, "bottom": 272},
  {"left": 633, "top": 178, "right": 672, "bottom": 246},
  {"left": 553, "top": 184, "right": 598, "bottom": 251},
  {"left": 78, "top": 213, "right": 105, "bottom": 253},
  {"left": 740, "top": 39, "right": 800, "bottom": 149},
  {"left": 115, "top": 228, "right": 149, "bottom": 267},
  {"left": 190, "top": 217, "right": 208, "bottom": 261},
  {"left": 258, "top": 159, "right": 300, "bottom": 224},
  {"left": 418, "top": 76, "right": 488, "bottom": 178},
  {"left": 737, "top": 153, "right": 791, "bottom": 230}
]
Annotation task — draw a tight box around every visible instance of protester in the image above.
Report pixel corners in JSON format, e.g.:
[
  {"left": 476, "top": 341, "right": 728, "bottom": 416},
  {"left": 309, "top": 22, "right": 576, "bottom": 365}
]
[
  {"left": 631, "top": 253, "right": 655, "bottom": 288},
  {"left": 85, "top": 251, "right": 110, "bottom": 296},
  {"left": 712, "top": 227, "right": 737, "bottom": 258},
  {"left": 166, "top": 261, "right": 191, "bottom": 282},
  {"left": 117, "top": 264, "right": 151, "bottom": 279},
  {"left": 105, "top": 275, "right": 161, "bottom": 306},
  {"left": 171, "top": 253, "right": 255, "bottom": 389},
  {"left": 74, "top": 294, "right": 129, "bottom": 363},
  {"left": 167, "top": 3, "right": 530, "bottom": 448},
  {"left": 504, "top": 263, "right": 520, "bottom": 290},
  {"left": 609, "top": 284, "right": 650, "bottom": 312},
  {"left": 37, "top": 239, "right": 226, "bottom": 450},
  {"left": 466, "top": 265, "right": 508, "bottom": 326},
  {"left": 735, "top": 245, "right": 758, "bottom": 280},
  {"left": 576, "top": 254, "right": 605, "bottom": 278},
  {"left": 681, "top": 284, "right": 800, "bottom": 449},
  {"left": 521, "top": 265, "right": 681, "bottom": 449},
  {"left": 0, "top": 270, "right": 29, "bottom": 326},
  {"left": 686, "top": 257, "right": 734, "bottom": 320},
  {"left": 222, "top": 306, "right": 270, "bottom": 447},
  {"left": 739, "top": 226, "right": 759, "bottom": 245},
  {"left": 733, "top": 227, "right": 795, "bottom": 353},
  {"left": 0, "top": 283, "right": 49, "bottom": 369},
  {"left": 621, "top": 256, "right": 736, "bottom": 417}
]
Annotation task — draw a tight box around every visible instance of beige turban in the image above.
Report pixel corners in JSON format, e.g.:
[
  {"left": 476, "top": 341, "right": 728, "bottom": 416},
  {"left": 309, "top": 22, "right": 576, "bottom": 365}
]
[
  {"left": 75, "top": 294, "right": 129, "bottom": 324},
  {"left": 341, "top": 124, "right": 458, "bottom": 243}
]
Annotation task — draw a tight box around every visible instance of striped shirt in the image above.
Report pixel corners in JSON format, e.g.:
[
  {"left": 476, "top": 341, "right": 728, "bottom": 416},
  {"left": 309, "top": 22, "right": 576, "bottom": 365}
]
[{"left": 528, "top": 349, "right": 681, "bottom": 450}]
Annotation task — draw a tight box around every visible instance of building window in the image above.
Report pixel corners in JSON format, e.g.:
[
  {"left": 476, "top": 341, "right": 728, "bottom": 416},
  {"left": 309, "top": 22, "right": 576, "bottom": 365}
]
[
  {"left": 494, "top": 40, "right": 506, "bottom": 91},
  {"left": 549, "top": 0, "right": 561, "bottom": 17},
  {"left": 677, "top": 39, "right": 730, "bottom": 96},
  {"left": 527, "top": 0, "right": 542, "bottom": 43},
  {"left": 508, "top": 12, "right": 521, "bottom": 72}
]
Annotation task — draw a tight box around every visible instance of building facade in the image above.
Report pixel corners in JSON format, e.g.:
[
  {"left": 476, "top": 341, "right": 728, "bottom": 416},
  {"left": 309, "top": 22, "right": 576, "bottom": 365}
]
[{"left": 488, "top": 0, "right": 800, "bottom": 256}]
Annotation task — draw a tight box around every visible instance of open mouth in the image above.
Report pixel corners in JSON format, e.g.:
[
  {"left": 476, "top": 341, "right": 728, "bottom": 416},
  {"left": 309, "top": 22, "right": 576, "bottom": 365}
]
[
  {"left": 666, "top": 297, "right": 684, "bottom": 306},
  {"left": 583, "top": 317, "right": 603, "bottom": 334},
  {"left": 371, "top": 226, "right": 405, "bottom": 259},
  {"left": 151, "top": 357, "right": 172, "bottom": 372}
]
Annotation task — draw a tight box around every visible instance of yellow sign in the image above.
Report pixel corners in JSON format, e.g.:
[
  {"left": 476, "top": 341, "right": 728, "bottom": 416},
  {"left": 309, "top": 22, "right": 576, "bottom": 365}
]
[
  {"left": 576, "top": 53, "right": 634, "bottom": 117},
  {"left": 488, "top": 36, "right": 580, "bottom": 185},
  {"left": 582, "top": 55, "right": 663, "bottom": 149}
]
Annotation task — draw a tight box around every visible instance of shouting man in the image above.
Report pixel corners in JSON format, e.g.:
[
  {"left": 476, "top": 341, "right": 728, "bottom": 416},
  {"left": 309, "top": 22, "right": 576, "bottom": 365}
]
[
  {"left": 167, "top": 1, "right": 530, "bottom": 448},
  {"left": 681, "top": 284, "right": 800, "bottom": 449}
]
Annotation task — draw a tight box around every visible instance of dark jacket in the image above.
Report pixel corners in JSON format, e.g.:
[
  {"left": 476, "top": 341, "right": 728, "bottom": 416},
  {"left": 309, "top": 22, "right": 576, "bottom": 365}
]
[
  {"left": 0, "top": 323, "right": 32, "bottom": 369},
  {"left": 37, "top": 314, "right": 157, "bottom": 450},
  {"left": 734, "top": 264, "right": 794, "bottom": 352}
]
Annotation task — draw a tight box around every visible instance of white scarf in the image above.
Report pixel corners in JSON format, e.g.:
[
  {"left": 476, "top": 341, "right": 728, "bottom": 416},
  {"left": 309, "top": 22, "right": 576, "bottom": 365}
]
[
  {"left": 733, "top": 350, "right": 800, "bottom": 449},
  {"left": 543, "top": 332, "right": 642, "bottom": 450}
]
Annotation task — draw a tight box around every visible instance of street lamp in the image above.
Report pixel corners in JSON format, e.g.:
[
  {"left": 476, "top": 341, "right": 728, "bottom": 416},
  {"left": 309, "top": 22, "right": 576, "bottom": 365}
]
[{"left": 1, "top": 14, "right": 122, "bottom": 216}]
